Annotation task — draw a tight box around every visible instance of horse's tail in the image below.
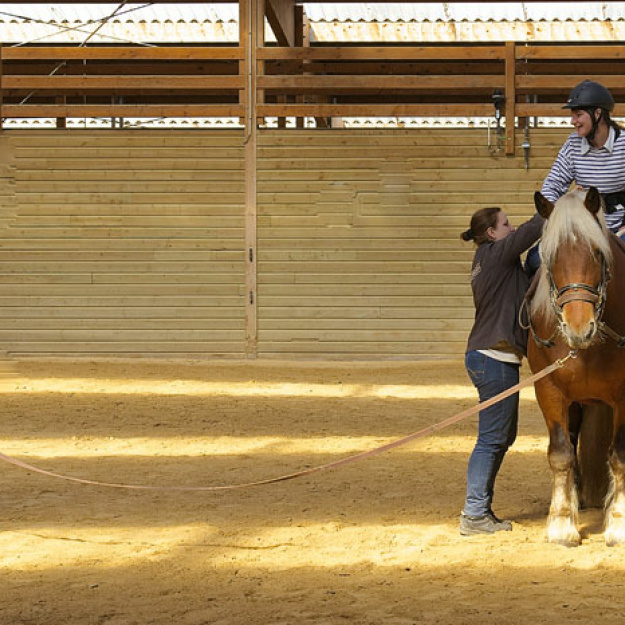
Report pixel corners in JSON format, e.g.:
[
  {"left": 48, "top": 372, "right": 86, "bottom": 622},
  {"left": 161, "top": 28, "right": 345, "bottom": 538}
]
[{"left": 577, "top": 403, "right": 613, "bottom": 508}]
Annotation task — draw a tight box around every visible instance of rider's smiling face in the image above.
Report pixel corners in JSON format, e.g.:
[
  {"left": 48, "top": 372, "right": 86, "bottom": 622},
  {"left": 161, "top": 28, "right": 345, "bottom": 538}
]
[{"left": 570, "top": 108, "right": 597, "bottom": 137}]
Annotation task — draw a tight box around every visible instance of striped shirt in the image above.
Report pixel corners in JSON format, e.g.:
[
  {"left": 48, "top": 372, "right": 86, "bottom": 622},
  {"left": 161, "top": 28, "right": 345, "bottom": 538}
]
[{"left": 542, "top": 126, "right": 625, "bottom": 232}]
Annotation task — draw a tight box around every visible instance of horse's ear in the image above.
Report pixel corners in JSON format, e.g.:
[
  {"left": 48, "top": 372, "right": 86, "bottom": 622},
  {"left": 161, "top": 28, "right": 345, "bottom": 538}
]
[
  {"left": 534, "top": 191, "right": 554, "bottom": 219},
  {"left": 585, "top": 186, "right": 602, "bottom": 215}
]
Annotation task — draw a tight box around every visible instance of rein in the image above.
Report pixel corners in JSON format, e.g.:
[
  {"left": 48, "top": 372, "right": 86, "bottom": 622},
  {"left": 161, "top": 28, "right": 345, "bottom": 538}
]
[{"left": 0, "top": 354, "right": 575, "bottom": 492}]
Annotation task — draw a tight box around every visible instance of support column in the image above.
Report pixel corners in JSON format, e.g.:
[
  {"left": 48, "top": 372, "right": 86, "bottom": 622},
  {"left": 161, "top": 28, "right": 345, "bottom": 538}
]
[
  {"left": 0, "top": 44, "right": 3, "bottom": 130},
  {"left": 242, "top": 0, "right": 259, "bottom": 358},
  {"left": 505, "top": 41, "right": 516, "bottom": 155}
]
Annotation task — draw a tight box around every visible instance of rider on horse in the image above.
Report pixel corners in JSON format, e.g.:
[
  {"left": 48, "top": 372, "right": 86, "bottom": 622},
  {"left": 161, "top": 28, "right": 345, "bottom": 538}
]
[{"left": 526, "top": 79, "right": 625, "bottom": 275}]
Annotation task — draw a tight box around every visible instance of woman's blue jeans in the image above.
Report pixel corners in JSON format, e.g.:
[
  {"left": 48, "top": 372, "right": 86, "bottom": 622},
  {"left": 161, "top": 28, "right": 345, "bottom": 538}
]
[{"left": 463, "top": 350, "right": 520, "bottom": 517}]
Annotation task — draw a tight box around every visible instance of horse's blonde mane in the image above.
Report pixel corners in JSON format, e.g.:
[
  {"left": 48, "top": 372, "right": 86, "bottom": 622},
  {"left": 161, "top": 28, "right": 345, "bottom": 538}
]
[{"left": 530, "top": 189, "right": 612, "bottom": 323}]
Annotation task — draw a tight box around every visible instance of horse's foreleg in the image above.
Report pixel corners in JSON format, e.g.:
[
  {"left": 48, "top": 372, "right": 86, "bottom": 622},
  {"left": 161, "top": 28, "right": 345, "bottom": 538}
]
[
  {"left": 604, "top": 405, "right": 625, "bottom": 546},
  {"left": 547, "top": 420, "right": 581, "bottom": 546}
]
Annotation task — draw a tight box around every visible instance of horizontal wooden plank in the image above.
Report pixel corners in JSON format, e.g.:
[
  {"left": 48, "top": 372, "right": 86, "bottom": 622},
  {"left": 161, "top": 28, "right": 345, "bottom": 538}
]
[
  {"left": 259, "top": 272, "right": 471, "bottom": 284},
  {"left": 0, "top": 318, "right": 244, "bottom": 330},
  {"left": 16, "top": 216, "right": 245, "bottom": 228},
  {"left": 0, "top": 306, "right": 243, "bottom": 319},
  {"left": 258, "top": 103, "right": 494, "bottom": 117},
  {"left": 0, "top": 296, "right": 246, "bottom": 306},
  {"left": 260, "top": 307, "right": 473, "bottom": 320},
  {"left": 260, "top": 318, "right": 472, "bottom": 331},
  {"left": 0, "top": 240, "right": 245, "bottom": 251},
  {"left": 258, "top": 74, "right": 503, "bottom": 90},
  {"left": 17, "top": 204, "right": 245, "bottom": 216},
  {"left": 0, "top": 272, "right": 243, "bottom": 284},
  {"left": 6, "top": 342, "right": 246, "bottom": 354},
  {"left": 15, "top": 145, "right": 244, "bottom": 158},
  {"left": 4, "top": 47, "right": 243, "bottom": 61},
  {"left": 0, "top": 285, "right": 245, "bottom": 297},
  {"left": 4, "top": 104, "right": 245, "bottom": 119},
  {"left": 258, "top": 296, "right": 473, "bottom": 307},
  {"left": 257, "top": 342, "right": 464, "bottom": 355},
  {"left": 516, "top": 75, "right": 625, "bottom": 91},
  {"left": 259, "top": 285, "right": 471, "bottom": 297},
  {"left": 258, "top": 46, "right": 506, "bottom": 61},
  {"left": 0, "top": 330, "right": 245, "bottom": 342},
  {"left": 516, "top": 45, "right": 625, "bottom": 60},
  {"left": 16, "top": 171, "right": 245, "bottom": 183},
  {"left": 16, "top": 159, "right": 243, "bottom": 171},
  {"left": 258, "top": 329, "right": 467, "bottom": 341},
  {"left": 11, "top": 138, "right": 245, "bottom": 151},
  {"left": 4, "top": 76, "right": 244, "bottom": 90},
  {"left": 517, "top": 103, "right": 625, "bottom": 118}
]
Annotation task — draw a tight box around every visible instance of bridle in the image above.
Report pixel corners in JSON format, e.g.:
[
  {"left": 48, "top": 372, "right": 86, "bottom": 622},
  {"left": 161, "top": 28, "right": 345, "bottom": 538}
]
[
  {"left": 527, "top": 242, "right": 625, "bottom": 348},
  {"left": 547, "top": 250, "right": 609, "bottom": 323}
]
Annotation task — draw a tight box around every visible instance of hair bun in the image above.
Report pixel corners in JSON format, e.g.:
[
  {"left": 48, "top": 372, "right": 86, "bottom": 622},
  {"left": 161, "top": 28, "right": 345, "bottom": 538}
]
[{"left": 461, "top": 228, "right": 475, "bottom": 242}]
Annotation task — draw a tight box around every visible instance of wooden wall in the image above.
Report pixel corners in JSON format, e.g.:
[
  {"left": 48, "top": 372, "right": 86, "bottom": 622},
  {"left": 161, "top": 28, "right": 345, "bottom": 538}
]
[
  {"left": 0, "top": 127, "right": 571, "bottom": 359},
  {"left": 0, "top": 130, "right": 247, "bottom": 358}
]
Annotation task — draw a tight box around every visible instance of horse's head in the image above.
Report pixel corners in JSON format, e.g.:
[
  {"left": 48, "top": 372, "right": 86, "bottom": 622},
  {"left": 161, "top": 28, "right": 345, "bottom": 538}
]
[{"left": 533, "top": 187, "right": 611, "bottom": 349}]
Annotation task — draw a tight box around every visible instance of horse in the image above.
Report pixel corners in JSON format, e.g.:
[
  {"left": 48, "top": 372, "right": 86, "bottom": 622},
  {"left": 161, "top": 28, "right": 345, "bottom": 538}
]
[{"left": 527, "top": 186, "right": 625, "bottom": 547}]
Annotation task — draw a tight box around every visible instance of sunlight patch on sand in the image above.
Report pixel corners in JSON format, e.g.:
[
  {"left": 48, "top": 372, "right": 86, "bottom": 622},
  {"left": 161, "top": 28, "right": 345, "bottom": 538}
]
[
  {"left": 0, "top": 434, "right": 547, "bottom": 458},
  {"left": 0, "top": 377, "right": 538, "bottom": 401},
  {"left": 1, "top": 521, "right": 621, "bottom": 572}
]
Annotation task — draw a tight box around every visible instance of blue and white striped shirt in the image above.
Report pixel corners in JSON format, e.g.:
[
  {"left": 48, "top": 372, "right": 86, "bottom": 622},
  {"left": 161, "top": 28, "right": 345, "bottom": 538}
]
[{"left": 542, "top": 127, "right": 625, "bottom": 232}]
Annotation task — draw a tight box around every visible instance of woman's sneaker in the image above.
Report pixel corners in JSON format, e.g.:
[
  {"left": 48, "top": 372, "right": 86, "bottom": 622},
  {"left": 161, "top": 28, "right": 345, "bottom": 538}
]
[{"left": 459, "top": 511, "right": 513, "bottom": 535}]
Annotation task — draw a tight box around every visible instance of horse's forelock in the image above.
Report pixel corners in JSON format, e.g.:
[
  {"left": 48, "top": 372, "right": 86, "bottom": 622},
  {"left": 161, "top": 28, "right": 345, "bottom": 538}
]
[
  {"left": 539, "top": 190, "right": 612, "bottom": 268},
  {"left": 529, "top": 189, "right": 612, "bottom": 325}
]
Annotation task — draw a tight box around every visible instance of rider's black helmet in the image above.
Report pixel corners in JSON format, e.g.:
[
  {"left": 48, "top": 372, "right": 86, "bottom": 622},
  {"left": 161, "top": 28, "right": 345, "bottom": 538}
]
[{"left": 563, "top": 79, "right": 615, "bottom": 111}]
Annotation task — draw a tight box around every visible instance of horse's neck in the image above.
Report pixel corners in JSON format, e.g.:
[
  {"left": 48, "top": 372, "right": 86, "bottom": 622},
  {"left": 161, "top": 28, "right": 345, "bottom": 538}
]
[{"left": 607, "top": 233, "right": 625, "bottom": 306}]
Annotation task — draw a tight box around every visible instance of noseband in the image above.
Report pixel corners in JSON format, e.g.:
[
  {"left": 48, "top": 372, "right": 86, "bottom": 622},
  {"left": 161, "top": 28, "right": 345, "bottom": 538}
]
[
  {"left": 525, "top": 250, "right": 612, "bottom": 349},
  {"left": 548, "top": 251, "right": 609, "bottom": 322}
]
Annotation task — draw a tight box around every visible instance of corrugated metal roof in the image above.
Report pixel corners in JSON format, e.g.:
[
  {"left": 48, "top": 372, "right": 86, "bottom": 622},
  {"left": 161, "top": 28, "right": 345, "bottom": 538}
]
[
  {"left": 2, "top": 3, "right": 625, "bottom": 45},
  {"left": 3, "top": 3, "right": 625, "bottom": 25},
  {"left": 304, "top": 2, "right": 625, "bottom": 22}
]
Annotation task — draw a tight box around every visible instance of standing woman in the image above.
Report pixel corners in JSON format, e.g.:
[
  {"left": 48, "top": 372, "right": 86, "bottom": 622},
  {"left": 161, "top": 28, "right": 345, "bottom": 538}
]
[{"left": 459, "top": 207, "right": 544, "bottom": 535}]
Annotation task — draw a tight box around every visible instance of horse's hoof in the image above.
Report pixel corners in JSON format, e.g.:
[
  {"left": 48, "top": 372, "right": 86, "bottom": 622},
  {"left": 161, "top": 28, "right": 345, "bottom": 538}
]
[
  {"left": 547, "top": 518, "right": 581, "bottom": 547},
  {"left": 605, "top": 528, "right": 625, "bottom": 547},
  {"left": 549, "top": 537, "right": 581, "bottom": 548}
]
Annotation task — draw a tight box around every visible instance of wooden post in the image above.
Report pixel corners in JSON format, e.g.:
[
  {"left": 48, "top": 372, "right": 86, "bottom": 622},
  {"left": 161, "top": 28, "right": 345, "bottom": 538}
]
[
  {"left": 56, "top": 96, "right": 67, "bottom": 128},
  {"left": 295, "top": 6, "right": 305, "bottom": 129},
  {"left": 0, "top": 44, "right": 3, "bottom": 130},
  {"left": 256, "top": 0, "right": 265, "bottom": 127},
  {"left": 242, "top": 0, "right": 258, "bottom": 358},
  {"left": 505, "top": 41, "right": 516, "bottom": 155}
]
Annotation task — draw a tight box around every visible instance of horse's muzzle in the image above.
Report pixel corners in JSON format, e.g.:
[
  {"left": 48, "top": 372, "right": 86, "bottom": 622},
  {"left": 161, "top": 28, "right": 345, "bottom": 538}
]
[{"left": 560, "top": 318, "right": 597, "bottom": 349}]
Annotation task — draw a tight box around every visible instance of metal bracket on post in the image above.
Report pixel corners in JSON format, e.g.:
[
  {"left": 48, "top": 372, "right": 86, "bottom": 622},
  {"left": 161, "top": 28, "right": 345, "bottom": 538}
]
[{"left": 488, "top": 90, "right": 506, "bottom": 154}]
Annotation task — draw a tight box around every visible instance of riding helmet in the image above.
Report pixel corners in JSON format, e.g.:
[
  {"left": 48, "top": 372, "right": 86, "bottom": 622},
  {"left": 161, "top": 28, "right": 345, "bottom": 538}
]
[{"left": 563, "top": 79, "right": 615, "bottom": 111}]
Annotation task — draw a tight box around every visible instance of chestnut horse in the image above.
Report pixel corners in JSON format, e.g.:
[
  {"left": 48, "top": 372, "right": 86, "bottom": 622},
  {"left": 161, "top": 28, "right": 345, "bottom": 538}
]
[{"left": 528, "top": 187, "right": 625, "bottom": 546}]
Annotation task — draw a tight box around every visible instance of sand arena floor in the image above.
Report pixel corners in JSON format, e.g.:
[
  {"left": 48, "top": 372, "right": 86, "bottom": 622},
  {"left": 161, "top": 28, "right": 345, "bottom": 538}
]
[{"left": 1, "top": 358, "right": 624, "bottom": 625}]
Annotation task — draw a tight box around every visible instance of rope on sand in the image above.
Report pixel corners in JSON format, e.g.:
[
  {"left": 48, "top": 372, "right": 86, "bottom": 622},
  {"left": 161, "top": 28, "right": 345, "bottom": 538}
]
[{"left": 0, "top": 354, "right": 574, "bottom": 492}]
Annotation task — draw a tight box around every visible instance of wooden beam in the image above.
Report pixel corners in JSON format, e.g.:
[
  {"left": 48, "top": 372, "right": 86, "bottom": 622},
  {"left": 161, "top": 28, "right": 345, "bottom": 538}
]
[
  {"left": 517, "top": 103, "right": 625, "bottom": 117},
  {"left": 258, "top": 46, "right": 506, "bottom": 61},
  {"left": 3, "top": 47, "right": 243, "bottom": 61},
  {"left": 516, "top": 44, "right": 625, "bottom": 60},
  {"left": 0, "top": 44, "right": 2, "bottom": 130},
  {"left": 258, "top": 74, "right": 504, "bottom": 92},
  {"left": 1, "top": 104, "right": 244, "bottom": 118},
  {"left": 258, "top": 103, "right": 493, "bottom": 116},
  {"left": 3, "top": 76, "right": 244, "bottom": 90},
  {"left": 266, "top": 0, "right": 295, "bottom": 47},
  {"left": 516, "top": 75, "right": 625, "bottom": 91},
  {"left": 243, "top": 0, "right": 259, "bottom": 359}
]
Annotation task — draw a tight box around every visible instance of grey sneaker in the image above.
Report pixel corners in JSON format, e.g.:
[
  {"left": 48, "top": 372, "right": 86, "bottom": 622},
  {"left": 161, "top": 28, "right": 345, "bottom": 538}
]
[{"left": 459, "top": 511, "right": 513, "bottom": 536}]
